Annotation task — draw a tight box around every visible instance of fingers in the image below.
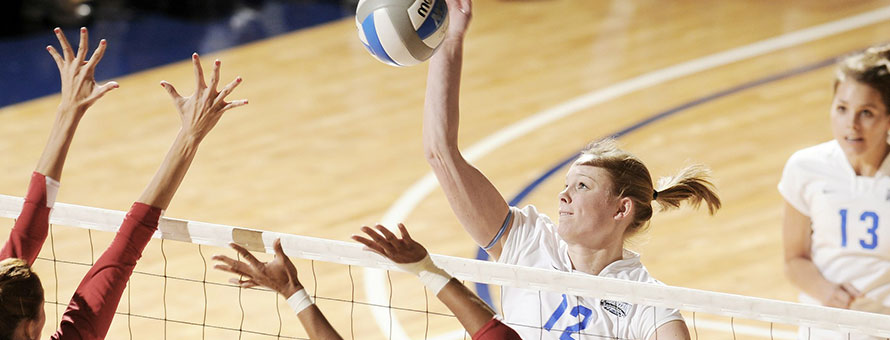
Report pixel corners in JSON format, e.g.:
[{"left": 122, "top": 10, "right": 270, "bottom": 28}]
[
  {"left": 445, "top": 0, "right": 470, "bottom": 15},
  {"left": 273, "top": 239, "right": 286, "bottom": 257},
  {"left": 229, "top": 278, "right": 259, "bottom": 289},
  {"left": 46, "top": 46, "right": 63, "bottom": 69},
  {"left": 211, "top": 255, "right": 250, "bottom": 276},
  {"left": 160, "top": 81, "right": 182, "bottom": 100},
  {"left": 351, "top": 234, "right": 388, "bottom": 257},
  {"left": 221, "top": 99, "right": 248, "bottom": 112},
  {"left": 841, "top": 282, "right": 862, "bottom": 297},
  {"left": 216, "top": 76, "right": 243, "bottom": 103},
  {"left": 274, "top": 239, "right": 300, "bottom": 275},
  {"left": 209, "top": 59, "right": 221, "bottom": 91},
  {"left": 397, "top": 223, "right": 412, "bottom": 241},
  {"left": 75, "top": 27, "right": 88, "bottom": 62},
  {"left": 84, "top": 81, "right": 119, "bottom": 105},
  {"left": 361, "top": 226, "right": 389, "bottom": 245},
  {"left": 375, "top": 224, "right": 398, "bottom": 242},
  {"left": 84, "top": 39, "right": 107, "bottom": 76},
  {"left": 461, "top": 0, "right": 472, "bottom": 15},
  {"left": 192, "top": 53, "right": 207, "bottom": 90},
  {"left": 54, "top": 27, "right": 74, "bottom": 61},
  {"left": 229, "top": 242, "right": 264, "bottom": 268}
]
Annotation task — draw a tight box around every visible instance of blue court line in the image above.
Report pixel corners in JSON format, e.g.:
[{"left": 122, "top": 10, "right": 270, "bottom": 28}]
[{"left": 472, "top": 54, "right": 839, "bottom": 308}]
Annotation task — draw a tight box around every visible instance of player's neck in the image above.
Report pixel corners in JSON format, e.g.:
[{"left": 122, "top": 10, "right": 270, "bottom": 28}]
[
  {"left": 847, "top": 143, "right": 890, "bottom": 176},
  {"left": 566, "top": 244, "right": 623, "bottom": 276}
]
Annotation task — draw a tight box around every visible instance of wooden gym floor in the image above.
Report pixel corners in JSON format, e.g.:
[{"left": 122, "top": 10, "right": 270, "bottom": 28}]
[{"left": 3, "top": 0, "right": 890, "bottom": 338}]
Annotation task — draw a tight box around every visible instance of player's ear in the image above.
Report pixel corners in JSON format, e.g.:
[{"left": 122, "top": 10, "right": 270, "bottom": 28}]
[{"left": 614, "top": 197, "right": 633, "bottom": 222}]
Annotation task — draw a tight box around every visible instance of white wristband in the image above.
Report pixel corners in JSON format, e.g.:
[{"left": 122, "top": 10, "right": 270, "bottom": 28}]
[
  {"left": 45, "top": 176, "right": 60, "bottom": 208},
  {"left": 397, "top": 254, "right": 452, "bottom": 295},
  {"left": 286, "top": 289, "right": 314, "bottom": 315}
]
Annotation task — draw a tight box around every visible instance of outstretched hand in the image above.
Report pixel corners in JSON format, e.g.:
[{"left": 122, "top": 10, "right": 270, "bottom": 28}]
[
  {"left": 351, "top": 224, "right": 429, "bottom": 265},
  {"left": 160, "top": 53, "right": 247, "bottom": 141},
  {"left": 443, "top": 0, "right": 472, "bottom": 41},
  {"left": 47, "top": 27, "right": 118, "bottom": 116},
  {"left": 213, "top": 239, "right": 302, "bottom": 297}
]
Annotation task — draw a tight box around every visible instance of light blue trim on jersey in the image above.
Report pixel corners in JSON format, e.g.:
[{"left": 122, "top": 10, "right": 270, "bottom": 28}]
[
  {"left": 483, "top": 208, "right": 513, "bottom": 251},
  {"left": 361, "top": 12, "right": 399, "bottom": 66}
]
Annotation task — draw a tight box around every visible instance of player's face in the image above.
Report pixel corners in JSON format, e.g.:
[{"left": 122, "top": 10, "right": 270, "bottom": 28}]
[
  {"left": 22, "top": 301, "right": 45, "bottom": 340},
  {"left": 35, "top": 304, "right": 46, "bottom": 338},
  {"left": 830, "top": 79, "right": 890, "bottom": 160},
  {"left": 557, "top": 162, "right": 624, "bottom": 248}
]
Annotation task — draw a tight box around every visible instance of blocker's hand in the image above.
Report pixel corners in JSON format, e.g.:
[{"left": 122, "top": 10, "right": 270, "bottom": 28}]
[
  {"left": 352, "top": 224, "right": 429, "bottom": 265},
  {"left": 160, "top": 53, "right": 248, "bottom": 142},
  {"left": 213, "top": 239, "right": 302, "bottom": 297},
  {"left": 47, "top": 27, "right": 118, "bottom": 116}
]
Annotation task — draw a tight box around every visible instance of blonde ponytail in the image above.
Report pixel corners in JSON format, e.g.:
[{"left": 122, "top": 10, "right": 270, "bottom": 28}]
[
  {"left": 654, "top": 164, "right": 721, "bottom": 215},
  {"left": 578, "top": 139, "right": 721, "bottom": 237}
]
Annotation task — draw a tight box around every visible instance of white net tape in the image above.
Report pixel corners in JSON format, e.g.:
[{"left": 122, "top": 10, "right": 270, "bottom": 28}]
[{"left": 2, "top": 194, "right": 888, "bottom": 338}]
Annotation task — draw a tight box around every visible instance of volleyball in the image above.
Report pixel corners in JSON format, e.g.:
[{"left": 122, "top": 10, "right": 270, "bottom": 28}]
[{"left": 355, "top": 0, "right": 449, "bottom": 67}]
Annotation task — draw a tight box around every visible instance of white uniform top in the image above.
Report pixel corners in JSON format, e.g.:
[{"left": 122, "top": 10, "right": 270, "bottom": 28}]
[
  {"left": 496, "top": 205, "right": 683, "bottom": 340},
  {"left": 779, "top": 140, "right": 890, "bottom": 339}
]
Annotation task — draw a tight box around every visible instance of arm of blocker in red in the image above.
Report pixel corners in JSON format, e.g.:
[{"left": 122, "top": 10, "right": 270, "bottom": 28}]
[
  {"left": 51, "top": 202, "right": 162, "bottom": 340},
  {"left": 1, "top": 172, "right": 56, "bottom": 265},
  {"left": 472, "top": 318, "right": 523, "bottom": 340}
]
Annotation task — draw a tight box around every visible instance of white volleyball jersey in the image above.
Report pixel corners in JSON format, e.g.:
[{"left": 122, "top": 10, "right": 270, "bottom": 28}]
[
  {"left": 496, "top": 205, "right": 683, "bottom": 340},
  {"left": 779, "top": 140, "right": 890, "bottom": 339}
]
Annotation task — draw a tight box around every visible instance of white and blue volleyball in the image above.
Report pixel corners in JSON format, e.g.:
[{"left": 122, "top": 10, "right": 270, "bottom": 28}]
[{"left": 356, "top": 0, "right": 449, "bottom": 67}]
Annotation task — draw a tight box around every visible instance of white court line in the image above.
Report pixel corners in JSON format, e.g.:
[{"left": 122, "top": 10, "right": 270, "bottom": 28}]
[{"left": 368, "top": 5, "right": 890, "bottom": 340}]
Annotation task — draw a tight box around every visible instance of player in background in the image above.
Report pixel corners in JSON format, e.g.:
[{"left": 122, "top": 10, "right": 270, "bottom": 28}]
[
  {"left": 780, "top": 44, "right": 890, "bottom": 340},
  {"left": 0, "top": 27, "right": 247, "bottom": 340}
]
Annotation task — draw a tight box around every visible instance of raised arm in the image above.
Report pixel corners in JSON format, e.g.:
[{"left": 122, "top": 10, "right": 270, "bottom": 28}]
[
  {"left": 352, "top": 224, "right": 521, "bottom": 340},
  {"left": 140, "top": 54, "right": 247, "bottom": 209},
  {"left": 423, "top": 0, "right": 511, "bottom": 258},
  {"left": 52, "top": 54, "right": 247, "bottom": 340},
  {"left": 213, "top": 240, "right": 344, "bottom": 340},
  {"left": 1, "top": 27, "right": 117, "bottom": 265},
  {"left": 38, "top": 27, "right": 118, "bottom": 180},
  {"left": 782, "top": 201, "right": 861, "bottom": 308}
]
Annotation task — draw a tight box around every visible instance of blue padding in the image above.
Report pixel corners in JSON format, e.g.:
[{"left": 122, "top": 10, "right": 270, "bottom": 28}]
[
  {"left": 0, "top": 2, "right": 349, "bottom": 108},
  {"left": 361, "top": 12, "right": 399, "bottom": 66},
  {"left": 416, "top": 0, "right": 447, "bottom": 40}
]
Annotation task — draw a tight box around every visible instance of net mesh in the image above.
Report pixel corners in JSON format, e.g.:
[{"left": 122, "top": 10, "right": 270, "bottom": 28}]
[{"left": 2, "top": 194, "right": 889, "bottom": 340}]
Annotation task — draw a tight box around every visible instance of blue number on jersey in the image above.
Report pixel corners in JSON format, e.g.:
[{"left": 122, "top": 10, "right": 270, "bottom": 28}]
[
  {"left": 839, "top": 209, "right": 879, "bottom": 249},
  {"left": 860, "top": 211, "right": 879, "bottom": 249},
  {"left": 544, "top": 294, "right": 593, "bottom": 340}
]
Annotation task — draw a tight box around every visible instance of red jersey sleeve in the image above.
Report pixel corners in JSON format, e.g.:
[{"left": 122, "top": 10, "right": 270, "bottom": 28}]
[
  {"left": 1, "top": 172, "right": 52, "bottom": 264},
  {"left": 51, "top": 202, "right": 162, "bottom": 340},
  {"left": 473, "top": 318, "right": 523, "bottom": 340}
]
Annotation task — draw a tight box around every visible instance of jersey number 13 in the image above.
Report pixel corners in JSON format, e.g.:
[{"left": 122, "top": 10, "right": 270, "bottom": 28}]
[{"left": 839, "top": 209, "right": 879, "bottom": 249}]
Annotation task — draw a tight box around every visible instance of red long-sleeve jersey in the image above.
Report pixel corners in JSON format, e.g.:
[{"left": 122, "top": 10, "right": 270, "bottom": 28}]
[
  {"left": 473, "top": 318, "right": 523, "bottom": 340},
  {"left": 2, "top": 172, "right": 162, "bottom": 340},
  {"left": 1, "top": 172, "right": 53, "bottom": 264}
]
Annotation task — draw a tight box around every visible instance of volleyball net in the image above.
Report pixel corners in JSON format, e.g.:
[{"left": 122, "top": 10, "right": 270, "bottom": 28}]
[{"left": 2, "top": 193, "right": 889, "bottom": 340}]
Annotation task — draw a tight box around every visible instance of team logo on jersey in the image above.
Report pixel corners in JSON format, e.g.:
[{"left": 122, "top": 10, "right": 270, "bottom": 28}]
[{"left": 600, "top": 299, "right": 630, "bottom": 317}]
